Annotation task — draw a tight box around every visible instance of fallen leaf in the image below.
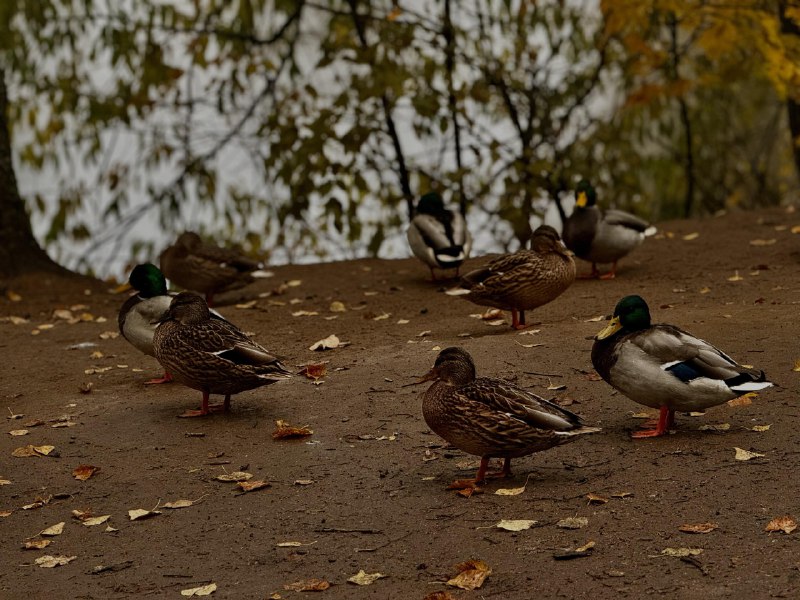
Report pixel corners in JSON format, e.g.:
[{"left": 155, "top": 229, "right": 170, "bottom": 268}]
[
  {"left": 181, "top": 583, "right": 217, "bottom": 597},
  {"left": 679, "top": 522, "right": 718, "bottom": 534},
  {"left": 0, "top": 479, "right": 10, "bottom": 485},
  {"left": 235, "top": 300, "right": 258, "bottom": 309},
  {"left": 447, "top": 559, "right": 491, "bottom": 590},
  {"left": 24, "top": 539, "right": 51, "bottom": 550},
  {"left": 215, "top": 471, "right": 253, "bottom": 482},
  {"left": 752, "top": 424, "right": 771, "bottom": 432},
  {"left": 586, "top": 493, "right": 608, "bottom": 505},
  {"left": 699, "top": 423, "right": 730, "bottom": 432},
  {"left": 749, "top": 238, "right": 776, "bottom": 246},
  {"left": 73, "top": 464, "right": 99, "bottom": 481},
  {"left": 277, "top": 541, "right": 317, "bottom": 547},
  {"left": 728, "top": 394, "right": 754, "bottom": 407},
  {"left": 727, "top": 271, "right": 744, "bottom": 282},
  {"left": 0, "top": 510, "right": 11, "bottom": 517},
  {"left": 661, "top": 547, "right": 703, "bottom": 557},
  {"left": 765, "top": 516, "right": 797, "bottom": 534},
  {"left": 422, "top": 593, "right": 457, "bottom": 600},
  {"left": 22, "top": 495, "right": 52, "bottom": 510},
  {"left": 682, "top": 232, "right": 699, "bottom": 240},
  {"left": 40, "top": 522, "right": 65, "bottom": 536},
  {"left": 557, "top": 517, "right": 588, "bottom": 529},
  {"left": 309, "top": 334, "right": 340, "bottom": 351},
  {"left": 300, "top": 363, "right": 327, "bottom": 382},
  {"left": 585, "top": 315, "right": 605, "bottom": 322},
  {"left": 82, "top": 515, "right": 111, "bottom": 527},
  {"left": 12, "top": 444, "right": 57, "bottom": 458},
  {"left": 329, "top": 301, "right": 346, "bottom": 312},
  {"left": 71, "top": 509, "right": 92, "bottom": 521},
  {"left": 495, "top": 519, "right": 537, "bottom": 531},
  {"left": 7, "top": 290, "right": 22, "bottom": 301},
  {"left": 699, "top": 286, "right": 711, "bottom": 294},
  {"left": 294, "top": 479, "right": 314, "bottom": 486},
  {"left": 128, "top": 508, "right": 161, "bottom": 521},
  {"left": 347, "top": 570, "right": 387, "bottom": 585},
  {"left": 734, "top": 447, "right": 765, "bottom": 461},
  {"left": 372, "top": 312, "right": 390, "bottom": 321},
  {"left": 53, "top": 309, "right": 74, "bottom": 320},
  {"left": 98, "top": 331, "right": 119, "bottom": 339},
  {"left": 36, "top": 555, "right": 76, "bottom": 568},
  {"left": 547, "top": 383, "right": 566, "bottom": 391},
  {"left": 8, "top": 429, "right": 28, "bottom": 436},
  {"left": 485, "top": 319, "right": 506, "bottom": 326},
  {"left": 287, "top": 279, "right": 302, "bottom": 287},
  {"left": 104, "top": 525, "right": 118, "bottom": 533},
  {"left": 554, "top": 540, "right": 596, "bottom": 560},
  {"left": 793, "top": 358, "right": 800, "bottom": 372},
  {"left": 292, "top": 310, "right": 319, "bottom": 317},
  {"left": 273, "top": 419, "right": 313, "bottom": 440},
  {"left": 237, "top": 480, "right": 270, "bottom": 493},
  {"left": 163, "top": 499, "right": 195, "bottom": 509},
  {"left": 283, "top": 579, "right": 330, "bottom": 592}
]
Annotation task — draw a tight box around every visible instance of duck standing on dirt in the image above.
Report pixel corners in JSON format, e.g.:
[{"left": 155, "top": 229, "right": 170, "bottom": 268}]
[
  {"left": 153, "top": 292, "right": 291, "bottom": 417},
  {"left": 446, "top": 225, "right": 575, "bottom": 329},
  {"left": 562, "top": 180, "right": 656, "bottom": 279},
  {"left": 592, "top": 295, "right": 773, "bottom": 438},
  {"left": 406, "top": 192, "right": 471, "bottom": 280},
  {"left": 160, "top": 232, "right": 272, "bottom": 306},
  {"left": 419, "top": 347, "right": 600, "bottom": 488}
]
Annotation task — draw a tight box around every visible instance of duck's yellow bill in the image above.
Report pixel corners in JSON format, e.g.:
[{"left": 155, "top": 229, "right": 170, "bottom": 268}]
[
  {"left": 113, "top": 282, "right": 132, "bottom": 294},
  {"left": 576, "top": 191, "right": 588, "bottom": 208},
  {"left": 595, "top": 316, "right": 621, "bottom": 340}
]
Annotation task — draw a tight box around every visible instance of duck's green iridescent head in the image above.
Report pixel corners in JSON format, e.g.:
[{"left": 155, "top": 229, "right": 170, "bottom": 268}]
[
  {"left": 595, "top": 295, "right": 651, "bottom": 340},
  {"left": 575, "top": 179, "right": 597, "bottom": 208},
  {"left": 417, "top": 192, "right": 445, "bottom": 216},
  {"left": 129, "top": 263, "right": 168, "bottom": 298}
]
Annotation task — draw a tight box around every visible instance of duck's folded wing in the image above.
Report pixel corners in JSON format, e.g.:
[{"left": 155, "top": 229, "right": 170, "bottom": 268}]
[
  {"left": 603, "top": 209, "right": 651, "bottom": 232},
  {"left": 450, "top": 212, "right": 470, "bottom": 248},
  {"left": 411, "top": 214, "right": 454, "bottom": 250},
  {"left": 465, "top": 378, "right": 583, "bottom": 430}
]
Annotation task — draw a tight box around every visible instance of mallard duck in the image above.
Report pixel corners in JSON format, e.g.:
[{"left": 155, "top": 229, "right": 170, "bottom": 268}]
[
  {"left": 419, "top": 347, "right": 599, "bottom": 487},
  {"left": 407, "top": 192, "right": 472, "bottom": 279},
  {"left": 446, "top": 225, "right": 575, "bottom": 329},
  {"left": 562, "top": 180, "right": 656, "bottom": 279},
  {"left": 592, "top": 295, "right": 773, "bottom": 438},
  {"left": 159, "top": 232, "right": 272, "bottom": 306},
  {"left": 153, "top": 292, "right": 291, "bottom": 417}
]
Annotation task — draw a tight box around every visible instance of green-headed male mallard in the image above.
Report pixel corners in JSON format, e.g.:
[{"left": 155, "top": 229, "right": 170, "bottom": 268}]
[
  {"left": 407, "top": 192, "right": 471, "bottom": 280},
  {"left": 419, "top": 347, "right": 599, "bottom": 488},
  {"left": 153, "top": 292, "right": 291, "bottom": 417},
  {"left": 446, "top": 225, "right": 575, "bottom": 329},
  {"left": 592, "top": 295, "right": 772, "bottom": 438},
  {"left": 159, "top": 232, "right": 272, "bottom": 306},
  {"left": 562, "top": 180, "right": 656, "bottom": 279}
]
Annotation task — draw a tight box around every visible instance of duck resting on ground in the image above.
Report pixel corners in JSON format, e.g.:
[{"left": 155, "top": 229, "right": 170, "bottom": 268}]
[
  {"left": 159, "top": 232, "right": 272, "bottom": 306},
  {"left": 562, "top": 180, "right": 656, "bottom": 279},
  {"left": 446, "top": 225, "right": 575, "bottom": 329},
  {"left": 592, "top": 295, "right": 773, "bottom": 438},
  {"left": 153, "top": 292, "right": 291, "bottom": 417},
  {"left": 406, "top": 192, "right": 472, "bottom": 280},
  {"left": 418, "top": 347, "right": 600, "bottom": 488}
]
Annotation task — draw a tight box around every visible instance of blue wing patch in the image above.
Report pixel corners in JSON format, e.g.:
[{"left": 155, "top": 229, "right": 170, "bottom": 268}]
[{"left": 664, "top": 361, "right": 700, "bottom": 383}]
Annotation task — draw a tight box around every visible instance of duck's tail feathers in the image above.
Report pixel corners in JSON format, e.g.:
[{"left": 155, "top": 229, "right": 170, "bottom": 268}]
[
  {"left": 555, "top": 425, "right": 602, "bottom": 437},
  {"left": 435, "top": 249, "right": 465, "bottom": 267},
  {"left": 729, "top": 380, "right": 773, "bottom": 392},
  {"left": 251, "top": 269, "right": 275, "bottom": 279},
  {"left": 726, "top": 370, "right": 772, "bottom": 392}
]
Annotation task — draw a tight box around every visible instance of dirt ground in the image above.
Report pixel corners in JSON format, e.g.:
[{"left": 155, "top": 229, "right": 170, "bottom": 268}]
[{"left": 1, "top": 206, "right": 799, "bottom": 599}]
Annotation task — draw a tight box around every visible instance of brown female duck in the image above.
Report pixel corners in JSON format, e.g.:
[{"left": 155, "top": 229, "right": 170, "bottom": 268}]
[{"left": 420, "top": 347, "right": 599, "bottom": 487}]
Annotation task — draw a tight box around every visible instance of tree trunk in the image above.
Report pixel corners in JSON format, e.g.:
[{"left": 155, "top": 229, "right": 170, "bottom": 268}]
[
  {"left": 779, "top": 2, "right": 800, "bottom": 180},
  {"left": 0, "top": 68, "right": 66, "bottom": 278}
]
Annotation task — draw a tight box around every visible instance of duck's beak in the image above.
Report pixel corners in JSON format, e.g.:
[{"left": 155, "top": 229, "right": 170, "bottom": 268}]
[
  {"left": 401, "top": 367, "right": 439, "bottom": 387},
  {"left": 113, "top": 282, "right": 132, "bottom": 294},
  {"left": 575, "top": 191, "right": 588, "bottom": 208},
  {"left": 595, "top": 316, "right": 621, "bottom": 340}
]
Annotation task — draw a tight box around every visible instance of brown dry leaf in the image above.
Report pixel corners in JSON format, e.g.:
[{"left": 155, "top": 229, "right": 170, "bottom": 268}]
[
  {"left": 73, "top": 464, "right": 99, "bottom": 481},
  {"left": 765, "top": 516, "right": 797, "bottom": 534},
  {"left": 7, "top": 290, "right": 22, "bottom": 302},
  {"left": 23, "top": 419, "right": 44, "bottom": 427},
  {"left": 40, "top": 522, "right": 65, "bottom": 536},
  {"left": 82, "top": 515, "right": 111, "bottom": 527},
  {"left": 24, "top": 539, "right": 51, "bottom": 550},
  {"left": 300, "top": 363, "right": 327, "bottom": 382},
  {"left": 734, "top": 447, "right": 765, "bottom": 461},
  {"left": 22, "top": 495, "right": 52, "bottom": 510},
  {"left": 237, "top": 480, "right": 270, "bottom": 493},
  {"left": 0, "top": 510, "right": 12, "bottom": 517},
  {"left": 309, "top": 334, "right": 340, "bottom": 351},
  {"left": 557, "top": 517, "right": 589, "bottom": 529},
  {"left": 728, "top": 394, "right": 754, "bottom": 407},
  {"left": 32, "top": 445, "right": 56, "bottom": 456},
  {"left": 347, "top": 570, "right": 387, "bottom": 585},
  {"left": 752, "top": 424, "right": 771, "bottom": 432},
  {"left": 446, "top": 559, "right": 492, "bottom": 590},
  {"left": 215, "top": 471, "right": 253, "bottom": 482},
  {"left": 36, "top": 555, "right": 76, "bottom": 568},
  {"left": 180, "top": 583, "right": 217, "bottom": 597},
  {"left": 495, "top": 519, "right": 537, "bottom": 531},
  {"left": 8, "top": 429, "right": 28, "bottom": 436},
  {"left": 11, "top": 445, "right": 38, "bottom": 457},
  {"left": 793, "top": 359, "right": 800, "bottom": 372},
  {"left": 128, "top": 508, "right": 161, "bottom": 521},
  {"left": 3, "top": 315, "right": 29, "bottom": 325},
  {"left": 283, "top": 579, "right": 331, "bottom": 592},
  {"left": 586, "top": 493, "right": 608, "bottom": 505},
  {"left": 0, "top": 478, "right": 10, "bottom": 485},
  {"left": 661, "top": 547, "right": 703, "bottom": 557},
  {"left": 163, "top": 499, "right": 195, "bottom": 509},
  {"left": 329, "top": 301, "right": 346, "bottom": 312},
  {"left": 679, "top": 522, "right": 718, "bottom": 534},
  {"left": 682, "top": 232, "right": 699, "bottom": 240},
  {"left": 273, "top": 419, "right": 313, "bottom": 440},
  {"left": 72, "top": 509, "right": 92, "bottom": 521},
  {"left": 53, "top": 309, "right": 74, "bottom": 320}
]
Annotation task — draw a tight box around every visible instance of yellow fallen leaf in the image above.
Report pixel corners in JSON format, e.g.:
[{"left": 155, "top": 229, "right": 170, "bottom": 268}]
[
  {"left": 181, "top": 583, "right": 217, "bottom": 597},
  {"left": 73, "top": 464, "right": 100, "bottom": 481},
  {"left": 284, "top": 579, "right": 330, "bottom": 592},
  {"left": 329, "top": 301, "right": 346, "bottom": 312},
  {"left": 35, "top": 555, "right": 76, "bottom": 568},
  {"left": 215, "top": 471, "right": 253, "bottom": 482},
  {"left": 495, "top": 473, "right": 532, "bottom": 496},
  {"left": 752, "top": 424, "right": 771, "bottom": 432},
  {"left": 765, "top": 516, "right": 797, "bottom": 534},
  {"left": 347, "top": 570, "right": 387, "bottom": 585},
  {"left": 728, "top": 394, "right": 754, "bottom": 407},
  {"left": 0, "top": 510, "right": 11, "bottom": 517},
  {"left": 308, "top": 334, "right": 340, "bottom": 351},
  {"left": 22, "top": 496, "right": 51, "bottom": 510},
  {"left": 793, "top": 359, "right": 800, "bottom": 372},
  {"left": 0, "top": 479, "right": 10, "bottom": 485},
  {"left": 40, "top": 522, "right": 65, "bottom": 536},
  {"left": 396, "top": 319, "right": 409, "bottom": 324},
  {"left": 287, "top": 280, "right": 302, "bottom": 287},
  {"left": 495, "top": 519, "right": 537, "bottom": 531},
  {"left": 163, "top": 499, "right": 195, "bottom": 509},
  {"left": 446, "top": 559, "right": 491, "bottom": 590},
  {"left": 699, "top": 286, "right": 711, "bottom": 294},
  {"left": 734, "top": 447, "right": 765, "bottom": 461},
  {"left": 8, "top": 429, "right": 28, "bottom": 436},
  {"left": 273, "top": 420, "right": 313, "bottom": 440},
  {"left": 679, "top": 522, "right": 718, "bottom": 534},
  {"left": 128, "top": 508, "right": 161, "bottom": 521},
  {"left": 82, "top": 515, "right": 111, "bottom": 527},
  {"left": 749, "top": 238, "right": 776, "bottom": 246},
  {"left": 24, "top": 539, "right": 51, "bottom": 550}
]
